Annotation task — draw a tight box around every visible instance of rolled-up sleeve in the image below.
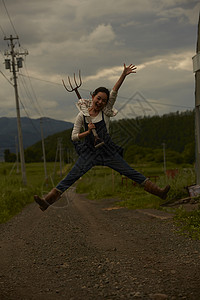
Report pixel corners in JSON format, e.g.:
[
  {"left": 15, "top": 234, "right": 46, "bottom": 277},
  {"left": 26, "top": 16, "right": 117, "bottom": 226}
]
[
  {"left": 71, "top": 112, "right": 84, "bottom": 141},
  {"left": 103, "top": 90, "right": 118, "bottom": 117}
]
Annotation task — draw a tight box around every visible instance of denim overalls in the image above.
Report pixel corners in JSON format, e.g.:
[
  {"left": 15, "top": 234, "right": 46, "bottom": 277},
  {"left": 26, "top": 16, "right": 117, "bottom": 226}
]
[{"left": 56, "top": 112, "right": 146, "bottom": 193}]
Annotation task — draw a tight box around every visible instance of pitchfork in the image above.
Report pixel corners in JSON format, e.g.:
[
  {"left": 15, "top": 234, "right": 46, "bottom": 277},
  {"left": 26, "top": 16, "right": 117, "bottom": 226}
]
[{"left": 62, "top": 71, "right": 104, "bottom": 148}]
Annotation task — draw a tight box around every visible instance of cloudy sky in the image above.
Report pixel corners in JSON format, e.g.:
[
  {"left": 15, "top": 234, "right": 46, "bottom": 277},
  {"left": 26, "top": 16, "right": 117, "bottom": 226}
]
[{"left": 0, "top": 0, "right": 199, "bottom": 123}]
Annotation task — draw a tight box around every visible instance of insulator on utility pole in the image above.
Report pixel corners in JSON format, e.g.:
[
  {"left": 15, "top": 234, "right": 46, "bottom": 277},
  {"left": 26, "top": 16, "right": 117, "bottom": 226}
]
[
  {"left": 17, "top": 57, "right": 23, "bottom": 68},
  {"left": 4, "top": 35, "right": 28, "bottom": 185},
  {"left": 5, "top": 59, "right": 11, "bottom": 69}
]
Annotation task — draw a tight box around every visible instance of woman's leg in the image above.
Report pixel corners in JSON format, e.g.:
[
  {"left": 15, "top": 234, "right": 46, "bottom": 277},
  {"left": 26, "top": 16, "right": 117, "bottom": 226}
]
[
  {"left": 56, "top": 155, "right": 94, "bottom": 192},
  {"left": 104, "top": 153, "right": 146, "bottom": 184},
  {"left": 104, "top": 153, "right": 170, "bottom": 199},
  {"left": 34, "top": 154, "right": 95, "bottom": 211}
]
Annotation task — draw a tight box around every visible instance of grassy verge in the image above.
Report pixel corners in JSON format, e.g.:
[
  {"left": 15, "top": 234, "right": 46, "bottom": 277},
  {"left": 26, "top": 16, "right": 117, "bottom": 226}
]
[
  {"left": 76, "top": 163, "right": 200, "bottom": 239},
  {"left": 0, "top": 162, "right": 66, "bottom": 223},
  {"left": 174, "top": 204, "right": 200, "bottom": 240}
]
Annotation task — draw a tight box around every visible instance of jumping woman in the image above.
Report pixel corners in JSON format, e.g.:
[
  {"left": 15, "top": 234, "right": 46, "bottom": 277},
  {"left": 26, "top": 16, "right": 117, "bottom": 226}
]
[{"left": 34, "top": 63, "right": 170, "bottom": 211}]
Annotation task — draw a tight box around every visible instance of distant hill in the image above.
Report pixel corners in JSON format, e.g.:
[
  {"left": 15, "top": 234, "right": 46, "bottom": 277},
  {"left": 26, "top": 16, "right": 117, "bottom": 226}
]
[
  {"left": 23, "top": 110, "right": 195, "bottom": 165},
  {"left": 0, "top": 117, "right": 73, "bottom": 160},
  {"left": 110, "top": 110, "right": 195, "bottom": 152}
]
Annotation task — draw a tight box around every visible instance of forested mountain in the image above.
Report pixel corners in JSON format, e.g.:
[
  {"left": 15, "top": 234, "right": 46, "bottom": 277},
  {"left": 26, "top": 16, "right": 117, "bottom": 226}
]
[
  {"left": 110, "top": 110, "right": 195, "bottom": 152},
  {"left": 5, "top": 110, "right": 195, "bottom": 165},
  {"left": 110, "top": 110, "right": 195, "bottom": 164},
  {"left": 0, "top": 117, "right": 73, "bottom": 161}
]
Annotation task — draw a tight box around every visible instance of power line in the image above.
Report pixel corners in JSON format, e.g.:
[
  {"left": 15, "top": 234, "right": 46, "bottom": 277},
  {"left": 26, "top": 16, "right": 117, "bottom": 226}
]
[
  {"left": 19, "top": 73, "right": 193, "bottom": 110},
  {"left": 19, "top": 73, "right": 63, "bottom": 86},
  {"left": 0, "top": 49, "right": 5, "bottom": 59},
  {"left": 18, "top": 64, "right": 57, "bottom": 134},
  {"left": 18, "top": 71, "right": 43, "bottom": 117},
  {"left": 1, "top": 63, "right": 48, "bottom": 137},
  {"left": 2, "top": 0, "right": 18, "bottom": 37},
  {"left": 18, "top": 96, "right": 41, "bottom": 135},
  {"left": 17, "top": 74, "right": 54, "bottom": 137},
  {"left": 0, "top": 24, "right": 6, "bottom": 37},
  {"left": 23, "top": 60, "right": 45, "bottom": 116},
  {"left": 0, "top": 69, "right": 13, "bottom": 85}
]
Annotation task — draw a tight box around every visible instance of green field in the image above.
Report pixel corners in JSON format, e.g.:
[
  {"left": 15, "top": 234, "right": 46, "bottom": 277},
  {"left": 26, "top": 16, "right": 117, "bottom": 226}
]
[
  {"left": 0, "top": 161, "right": 200, "bottom": 239},
  {"left": 0, "top": 162, "right": 68, "bottom": 223},
  {"left": 76, "top": 162, "right": 195, "bottom": 208}
]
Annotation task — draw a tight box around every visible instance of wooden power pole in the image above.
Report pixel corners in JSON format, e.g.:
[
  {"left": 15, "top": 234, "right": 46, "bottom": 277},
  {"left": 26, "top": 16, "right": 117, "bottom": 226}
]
[
  {"left": 192, "top": 13, "right": 200, "bottom": 185},
  {"left": 4, "top": 35, "right": 28, "bottom": 185},
  {"left": 40, "top": 118, "right": 48, "bottom": 184}
]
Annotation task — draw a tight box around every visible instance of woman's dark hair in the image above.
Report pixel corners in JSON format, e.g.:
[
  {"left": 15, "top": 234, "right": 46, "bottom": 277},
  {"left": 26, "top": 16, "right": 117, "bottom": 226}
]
[{"left": 91, "top": 87, "right": 110, "bottom": 102}]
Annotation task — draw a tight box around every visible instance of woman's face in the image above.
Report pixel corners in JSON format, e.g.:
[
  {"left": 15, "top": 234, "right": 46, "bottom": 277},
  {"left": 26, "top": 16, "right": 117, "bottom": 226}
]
[{"left": 92, "top": 92, "right": 108, "bottom": 111}]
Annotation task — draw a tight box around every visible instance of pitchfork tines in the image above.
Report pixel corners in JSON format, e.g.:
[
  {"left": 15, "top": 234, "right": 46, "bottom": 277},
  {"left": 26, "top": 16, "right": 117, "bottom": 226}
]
[
  {"left": 62, "top": 69, "right": 105, "bottom": 149},
  {"left": 62, "top": 70, "right": 82, "bottom": 99}
]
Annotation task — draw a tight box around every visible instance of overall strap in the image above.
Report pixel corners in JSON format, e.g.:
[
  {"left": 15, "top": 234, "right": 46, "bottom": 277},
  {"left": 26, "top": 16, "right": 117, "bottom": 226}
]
[
  {"left": 83, "top": 115, "right": 88, "bottom": 129},
  {"left": 102, "top": 111, "right": 104, "bottom": 120}
]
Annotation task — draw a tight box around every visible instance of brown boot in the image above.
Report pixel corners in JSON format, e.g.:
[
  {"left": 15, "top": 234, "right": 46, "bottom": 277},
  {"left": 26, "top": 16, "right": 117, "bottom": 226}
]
[
  {"left": 34, "top": 188, "right": 62, "bottom": 211},
  {"left": 144, "top": 179, "right": 170, "bottom": 200}
]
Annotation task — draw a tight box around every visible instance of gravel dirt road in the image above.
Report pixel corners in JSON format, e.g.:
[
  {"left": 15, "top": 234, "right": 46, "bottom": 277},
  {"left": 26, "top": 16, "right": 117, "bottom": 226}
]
[{"left": 0, "top": 188, "right": 200, "bottom": 300}]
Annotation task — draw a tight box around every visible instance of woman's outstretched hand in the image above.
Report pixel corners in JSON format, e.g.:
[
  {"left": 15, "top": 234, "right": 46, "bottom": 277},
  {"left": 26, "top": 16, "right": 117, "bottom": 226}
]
[
  {"left": 123, "top": 63, "right": 137, "bottom": 76},
  {"left": 112, "top": 63, "right": 137, "bottom": 92}
]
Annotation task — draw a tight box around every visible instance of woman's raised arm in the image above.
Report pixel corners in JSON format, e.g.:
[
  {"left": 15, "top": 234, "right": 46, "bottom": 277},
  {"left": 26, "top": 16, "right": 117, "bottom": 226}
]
[{"left": 112, "top": 63, "right": 137, "bottom": 92}]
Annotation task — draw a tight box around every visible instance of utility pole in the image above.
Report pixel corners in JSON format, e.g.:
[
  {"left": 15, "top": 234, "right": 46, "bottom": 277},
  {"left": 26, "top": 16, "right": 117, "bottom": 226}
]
[
  {"left": 162, "top": 142, "right": 166, "bottom": 174},
  {"left": 53, "top": 143, "right": 59, "bottom": 181},
  {"left": 4, "top": 35, "right": 28, "bottom": 185},
  {"left": 40, "top": 118, "right": 48, "bottom": 185},
  {"left": 192, "top": 14, "right": 200, "bottom": 185},
  {"left": 15, "top": 136, "right": 19, "bottom": 174},
  {"left": 58, "top": 138, "right": 63, "bottom": 177}
]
